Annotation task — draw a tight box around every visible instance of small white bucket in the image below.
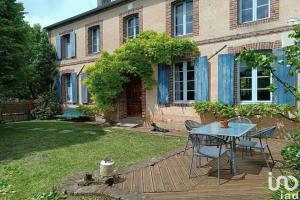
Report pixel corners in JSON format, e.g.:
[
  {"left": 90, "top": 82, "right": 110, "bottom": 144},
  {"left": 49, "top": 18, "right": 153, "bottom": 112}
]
[{"left": 100, "top": 160, "right": 115, "bottom": 177}]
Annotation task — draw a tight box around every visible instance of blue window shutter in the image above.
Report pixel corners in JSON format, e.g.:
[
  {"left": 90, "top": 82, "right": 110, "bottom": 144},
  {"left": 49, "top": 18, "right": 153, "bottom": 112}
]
[
  {"left": 157, "top": 64, "right": 169, "bottom": 104},
  {"left": 236, "top": 61, "right": 246, "bottom": 104},
  {"left": 71, "top": 73, "right": 78, "bottom": 104},
  {"left": 273, "top": 48, "right": 296, "bottom": 106},
  {"left": 218, "top": 54, "right": 234, "bottom": 104},
  {"left": 55, "top": 36, "right": 61, "bottom": 60},
  {"left": 195, "top": 56, "right": 209, "bottom": 102},
  {"left": 70, "top": 32, "right": 76, "bottom": 58},
  {"left": 55, "top": 74, "right": 61, "bottom": 101},
  {"left": 81, "top": 73, "right": 88, "bottom": 104}
]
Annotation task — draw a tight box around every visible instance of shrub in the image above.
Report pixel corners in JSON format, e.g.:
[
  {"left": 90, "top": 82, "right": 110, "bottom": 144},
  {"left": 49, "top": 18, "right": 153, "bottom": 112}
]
[{"left": 31, "top": 92, "right": 61, "bottom": 120}]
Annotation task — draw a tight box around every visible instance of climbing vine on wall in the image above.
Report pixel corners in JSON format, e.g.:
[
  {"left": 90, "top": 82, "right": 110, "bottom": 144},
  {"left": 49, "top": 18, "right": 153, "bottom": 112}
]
[{"left": 83, "top": 31, "right": 199, "bottom": 112}]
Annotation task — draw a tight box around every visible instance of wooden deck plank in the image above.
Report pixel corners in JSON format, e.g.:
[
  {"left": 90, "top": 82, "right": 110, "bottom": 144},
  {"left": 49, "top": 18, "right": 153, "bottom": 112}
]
[
  {"left": 112, "top": 139, "right": 285, "bottom": 200},
  {"left": 157, "top": 160, "right": 176, "bottom": 192},
  {"left": 163, "top": 159, "right": 187, "bottom": 191},
  {"left": 132, "top": 168, "right": 143, "bottom": 193},
  {"left": 151, "top": 164, "right": 165, "bottom": 192},
  {"left": 142, "top": 166, "right": 154, "bottom": 193}
]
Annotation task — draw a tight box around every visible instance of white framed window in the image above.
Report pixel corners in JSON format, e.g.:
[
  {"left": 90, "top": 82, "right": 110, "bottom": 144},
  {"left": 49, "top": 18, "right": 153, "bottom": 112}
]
[
  {"left": 173, "top": 0, "right": 193, "bottom": 36},
  {"left": 125, "top": 15, "right": 139, "bottom": 39},
  {"left": 62, "top": 34, "right": 71, "bottom": 59},
  {"left": 91, "top": 26, "right": 100, "bottom": 53},
  {"left": 65, "top": 74, "right": 73, "bottom": 103},
  {"left": 239, "top": 0, "right": 270, "bottom": 24},
  {"left": 173, "top": 61, "right": 195, "bottom": 103},
  {"left": 239, "top": 66, "right": 272, "bottom": 103}
]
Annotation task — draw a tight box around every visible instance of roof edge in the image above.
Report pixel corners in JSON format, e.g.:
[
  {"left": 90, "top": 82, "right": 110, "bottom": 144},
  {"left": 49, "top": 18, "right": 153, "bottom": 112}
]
[{"left": 44, "top": 0, "right": 127, "bottom": 30}]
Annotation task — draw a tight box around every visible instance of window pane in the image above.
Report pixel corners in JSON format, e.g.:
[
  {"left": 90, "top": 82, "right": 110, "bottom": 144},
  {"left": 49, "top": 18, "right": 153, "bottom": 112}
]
[
  {"left": 258, "top": 77, "right": 270, "bottom": 88},
  {"left": 175, "top": 25, "right": 184, "bottom": 36},
  {"left": 187, "top": 91, "right": 195, "bottom": 101},
  {"left": 241, "top": 9, "right": 253, "bottom": 23},
  {"left": 241, "top": 90, "right": 252, "bottom": 101},
  {"left": 187, "top": 71, "right": 194, "bottom": 81},
  {"left": 257, "top": 0, "right": 268, "bottom": 6},
  {"left": 175, "top": 91, "right": 184, "bottom": 101},
  {"left": 187, "top": 81, "right": 194, "bottom": 91},
  {"left": 186, "top": 22, "right": 193, "bottom": 34},
  {"left": 175, "top": 4, "right": 184, "bottom": 15},
  {"left": 257, "top": 90, "right": 271, "bottom": 101},
  {"left": 186, "top": 12, "right": 193, "bottom": 23},
  {"left": 187, "top": 61, "right": 194, "bottom": 70},
  {"left": 240, "top": 78, "right": 252, "bottom": 89},
  {"left": 241, "top": 0, "right": 253, "bottom": 9},
  {"left": 176, "top": 13, "right": 184, "bottom": 25},
  {"left": 257, "top": 5, "right": 269, "bottom": 19},
  {"left": 186, "top": 1, "right": 193, "bottom": 12},
  {"left": 240, "top": 67, "right": 252, "bottom": 77}
]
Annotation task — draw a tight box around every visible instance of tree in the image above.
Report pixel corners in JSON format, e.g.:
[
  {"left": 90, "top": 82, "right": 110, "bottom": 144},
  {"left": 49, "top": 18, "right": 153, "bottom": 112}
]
[
  {"left": 0, "top": 0, "right": 29, "bottom": 99},
  {"left": 25, "top": 24, "right": 57, "bottom": 99},
  {"left": 84, "top": 31, "right": 199, "bottom": 112}
]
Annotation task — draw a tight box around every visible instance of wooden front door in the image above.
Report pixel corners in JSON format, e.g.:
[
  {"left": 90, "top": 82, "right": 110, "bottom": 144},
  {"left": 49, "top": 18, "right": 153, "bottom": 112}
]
[{"left": 126, "top": 76, "right": 142, "bottom": 117}]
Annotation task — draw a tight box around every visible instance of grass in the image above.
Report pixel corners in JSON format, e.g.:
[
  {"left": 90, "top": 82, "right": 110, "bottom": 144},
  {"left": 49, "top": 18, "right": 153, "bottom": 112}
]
[{"left": 0, "top": 120, "right": 185, "bottom": 199}]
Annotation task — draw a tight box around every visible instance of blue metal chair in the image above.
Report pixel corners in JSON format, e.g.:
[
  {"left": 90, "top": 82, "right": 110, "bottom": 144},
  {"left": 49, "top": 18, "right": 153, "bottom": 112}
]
[
  {"left": 188, "top": 133, "right": 232, "bottom": 185},
  {"left": 184, "top": 120, "right": 202, "bottom": 155},
  {"left": 228, "top": 117, "right": 254, "bottom": 156},
  {"left": 238, "top": 126, "right": 276, "bottom": 171}
]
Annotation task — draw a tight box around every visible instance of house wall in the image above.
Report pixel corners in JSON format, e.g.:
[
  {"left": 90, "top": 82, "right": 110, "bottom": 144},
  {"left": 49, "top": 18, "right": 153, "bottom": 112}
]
[{"left": 48, "top": 0, "right": 300, "bottom": 133}]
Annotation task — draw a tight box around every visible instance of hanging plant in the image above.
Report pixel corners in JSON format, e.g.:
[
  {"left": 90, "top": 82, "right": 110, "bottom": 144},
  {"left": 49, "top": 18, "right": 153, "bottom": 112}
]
[{"left": 83, "top": 31, "right": 199, "bottom": 112}]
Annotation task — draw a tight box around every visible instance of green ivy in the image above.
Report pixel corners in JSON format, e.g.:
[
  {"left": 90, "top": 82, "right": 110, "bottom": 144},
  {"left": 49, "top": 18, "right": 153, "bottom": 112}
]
[
  {"left": 84, "top": 31, "right": 199, "bottom": 112},
  {"left": 193, "top": 101, "right": 298, "bottom": 121}
]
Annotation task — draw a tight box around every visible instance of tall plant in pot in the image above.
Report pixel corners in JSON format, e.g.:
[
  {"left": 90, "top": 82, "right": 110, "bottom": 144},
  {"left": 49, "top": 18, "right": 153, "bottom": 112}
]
[{"left": 218, "top": 105, "right": 235, "bottom": 128}]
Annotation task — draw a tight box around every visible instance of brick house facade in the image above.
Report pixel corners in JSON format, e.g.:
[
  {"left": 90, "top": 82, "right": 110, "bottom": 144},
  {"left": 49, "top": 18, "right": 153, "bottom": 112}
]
[{"left": 46, "top": 0, "right": 300, "bottom": 130}]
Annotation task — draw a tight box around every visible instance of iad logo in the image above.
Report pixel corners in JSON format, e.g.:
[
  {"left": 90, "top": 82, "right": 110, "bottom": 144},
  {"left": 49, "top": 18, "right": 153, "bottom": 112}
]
[{"left": 268, "top": 172, "right": 299, "bottom": 200}]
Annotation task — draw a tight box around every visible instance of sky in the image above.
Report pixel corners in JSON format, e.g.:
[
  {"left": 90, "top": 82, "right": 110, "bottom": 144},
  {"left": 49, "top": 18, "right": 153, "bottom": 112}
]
[{"left": 18, "top": 0, "right": 97, "bottom": 27}]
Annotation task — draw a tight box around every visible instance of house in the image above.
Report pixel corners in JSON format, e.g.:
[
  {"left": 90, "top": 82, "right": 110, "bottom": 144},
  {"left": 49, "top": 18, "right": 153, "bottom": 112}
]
[{"left": 45, "top": 0, "right": 300, "bottom": 130}]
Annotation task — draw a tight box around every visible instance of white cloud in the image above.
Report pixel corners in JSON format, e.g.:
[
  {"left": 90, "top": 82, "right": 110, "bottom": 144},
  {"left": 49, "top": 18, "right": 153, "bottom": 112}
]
[{"left": 25, "top": 16, "right": 57, "bottom": 28}]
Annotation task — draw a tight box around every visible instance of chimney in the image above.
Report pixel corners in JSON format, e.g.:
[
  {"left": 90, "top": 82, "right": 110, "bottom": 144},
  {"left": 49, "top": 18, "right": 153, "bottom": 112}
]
[{"left": 97, "top": 0, "right": 102, "bottom": 7}]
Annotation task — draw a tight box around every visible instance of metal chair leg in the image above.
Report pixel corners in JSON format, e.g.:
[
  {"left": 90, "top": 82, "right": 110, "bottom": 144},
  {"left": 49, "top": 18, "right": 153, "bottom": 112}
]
[
  {"left": 261, "top": 148, "right": 271, "bottom": 172},
  {"left": 266, "top": 145, "right": 275, "bottom": 166},
  {"left": 183, "top": 138, "right": 190, "bottom": 155},
  {"left": 217, "top": 157, "right": 220, "bottom": 186},
  {"left": 189, "top": 154, "right": 194, "bottom": 178}
]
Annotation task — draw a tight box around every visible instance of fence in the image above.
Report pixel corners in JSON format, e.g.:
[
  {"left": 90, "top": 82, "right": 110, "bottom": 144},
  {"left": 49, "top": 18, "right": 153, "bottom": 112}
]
[{"left": 0, "top": 101, "right": 33, "bottom": 122}]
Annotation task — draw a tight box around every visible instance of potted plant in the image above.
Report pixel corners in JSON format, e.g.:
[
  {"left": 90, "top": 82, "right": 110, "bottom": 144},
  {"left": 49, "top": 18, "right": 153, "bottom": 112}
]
[{"left": 218, "top": 105, "right": 235, "bottom": 128}]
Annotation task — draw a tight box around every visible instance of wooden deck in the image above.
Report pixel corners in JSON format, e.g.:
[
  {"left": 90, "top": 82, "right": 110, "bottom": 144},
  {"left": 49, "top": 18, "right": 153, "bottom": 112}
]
[{"left": 113, "top": 139, "right": 288, "bottom": 200}]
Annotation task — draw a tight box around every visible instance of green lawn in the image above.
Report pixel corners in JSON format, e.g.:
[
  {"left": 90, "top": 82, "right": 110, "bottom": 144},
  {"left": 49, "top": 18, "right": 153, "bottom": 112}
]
[{"left": 0, "top": 121, "right": 184, "bottom": 199}]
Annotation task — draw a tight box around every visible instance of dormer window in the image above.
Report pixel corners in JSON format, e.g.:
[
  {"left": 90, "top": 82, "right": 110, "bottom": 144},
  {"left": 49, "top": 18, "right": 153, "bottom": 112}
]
[{"left": 240, "top": 0, "right": 270, "bottom": 23}]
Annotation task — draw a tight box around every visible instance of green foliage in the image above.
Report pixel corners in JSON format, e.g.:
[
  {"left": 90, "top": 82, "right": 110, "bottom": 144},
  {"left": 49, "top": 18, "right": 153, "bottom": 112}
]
[
  {"left": 31, "top": 92, "right": 61, "bottom": 120},
  {"left": 25, "top": 24, "right": 58, "bottom": 99},
  {"left": 237, "top": 25, "right": 300, "bottom": 102},
  {"left": 272, "top": 133, "right": 300, "bottom": 199},
  {"left": 0, "top": 0, "right": 29, "bottom": 99},
  {"left": 0, "top": 1, "right": 57, "bottom": 100},
  {"left": 77, "top": 104, "right": 99, "bottom": 116},
  {"left": 31, "top": 189, "right": 67, "bottom": 200},
  {"left": 84, "top": 31, "right": 199, "bottom": 112},
  {"left": 193, "top": 101, "right": 297, "bottom": 121}
]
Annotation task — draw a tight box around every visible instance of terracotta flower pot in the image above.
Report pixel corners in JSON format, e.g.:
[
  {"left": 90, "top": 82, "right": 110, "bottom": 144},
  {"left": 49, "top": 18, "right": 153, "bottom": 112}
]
[{"left": 220, "top": 119, "right": 229, "bottom": 128}]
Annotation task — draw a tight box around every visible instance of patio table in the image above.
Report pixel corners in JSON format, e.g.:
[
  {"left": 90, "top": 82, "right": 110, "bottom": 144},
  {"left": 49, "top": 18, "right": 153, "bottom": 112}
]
[{"left": 190, "top": 122, "right": 256, "bottom": 176}]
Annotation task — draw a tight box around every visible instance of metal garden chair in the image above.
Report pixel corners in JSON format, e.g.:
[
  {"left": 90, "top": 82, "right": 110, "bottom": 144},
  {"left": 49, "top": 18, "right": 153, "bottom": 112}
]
[
  {"left": 237, "top": 126, "right": 276, "bottom": 171},
  {"left": 188, "top": 133, "right": 232, "bottom": 185},
  {"left": 184, "top": 120, "right": 202, "bottom": 155}
]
